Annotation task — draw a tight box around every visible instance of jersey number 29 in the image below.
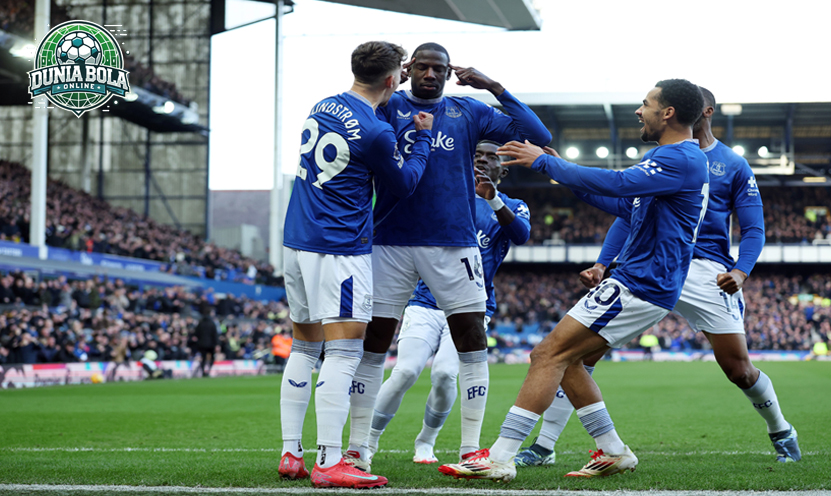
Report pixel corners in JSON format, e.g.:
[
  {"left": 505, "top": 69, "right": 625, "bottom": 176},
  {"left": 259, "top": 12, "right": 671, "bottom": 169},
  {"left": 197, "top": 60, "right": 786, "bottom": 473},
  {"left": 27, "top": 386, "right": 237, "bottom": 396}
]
[{"left": 297, "top": 117, "right": 350, "bottom": 189}]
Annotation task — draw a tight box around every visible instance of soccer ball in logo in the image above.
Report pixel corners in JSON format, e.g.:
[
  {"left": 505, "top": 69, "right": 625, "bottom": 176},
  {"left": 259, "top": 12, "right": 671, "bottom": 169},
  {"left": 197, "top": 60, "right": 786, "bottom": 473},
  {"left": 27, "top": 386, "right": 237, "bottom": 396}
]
[{"left": 56, "top": 31, "right": 102, "bottom": 66}]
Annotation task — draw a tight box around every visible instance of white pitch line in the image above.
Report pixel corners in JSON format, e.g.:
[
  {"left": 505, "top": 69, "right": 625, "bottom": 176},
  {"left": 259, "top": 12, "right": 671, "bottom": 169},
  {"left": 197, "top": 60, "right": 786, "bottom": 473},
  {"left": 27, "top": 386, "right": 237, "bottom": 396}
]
[
  {"left": 0, "top": 486, "right": 830, "bottom": 496},
  {"left": 1, "top": 447, "right": 827, "bottom": 456}
]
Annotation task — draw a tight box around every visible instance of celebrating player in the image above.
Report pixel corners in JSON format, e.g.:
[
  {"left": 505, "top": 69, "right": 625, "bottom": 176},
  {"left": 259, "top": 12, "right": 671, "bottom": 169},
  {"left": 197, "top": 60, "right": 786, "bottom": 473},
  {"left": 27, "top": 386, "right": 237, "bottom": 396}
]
[
  {"left": 438, "top": 79, "right": 708, "bottom": 481},
  {"left": 278, "top": 41, "right": 435, "bottom": 489},
  {"left": 516, "top": 86, "right": 801, "bottom": 468},
  {"left": 364, "top": 141, "right": 531, "bottom": 464},
  {"left": 344, "top": 43, "right": 550, "bottom": 472}
]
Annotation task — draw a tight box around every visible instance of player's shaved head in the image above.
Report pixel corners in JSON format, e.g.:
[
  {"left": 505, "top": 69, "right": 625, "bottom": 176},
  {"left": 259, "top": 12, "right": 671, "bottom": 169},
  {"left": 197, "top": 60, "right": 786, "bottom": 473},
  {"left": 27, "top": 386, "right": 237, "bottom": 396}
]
[
  {"left": 351, "top": 41, "right": 407, "bottom": 86},
  {"left": 412, "top": 42, "right": 449, "bottom": 63},
  {"left": 699, "top": 86, "right": 716, "bottom": 109}
]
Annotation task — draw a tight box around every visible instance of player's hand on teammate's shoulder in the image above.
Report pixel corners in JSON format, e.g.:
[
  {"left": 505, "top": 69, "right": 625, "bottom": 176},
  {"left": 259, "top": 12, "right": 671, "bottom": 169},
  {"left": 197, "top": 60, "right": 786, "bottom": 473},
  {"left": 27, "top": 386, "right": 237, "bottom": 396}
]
[
  {"left": 474, "top": 166, "right": 496, "bottom": 200},
  {"left": 449, "top": 64, "right": 504, "bottom": 95},
  {"left": 542, "top": 146, "right": 561, "bottom": 158},
  {"left": 716, "top": 269, "right": 747, "bottom": 295},
  {"left": 497, "top": 140, "right": 545, "bottom": 168},
  {"left": 401, "top": 57, "right": 415, "bottom": 85},
  {"left": 413, "top": 111, "right": 434, "bottom": 131},
  {"left": 579, "top": 264, "right": 606, "bottom": 289}
]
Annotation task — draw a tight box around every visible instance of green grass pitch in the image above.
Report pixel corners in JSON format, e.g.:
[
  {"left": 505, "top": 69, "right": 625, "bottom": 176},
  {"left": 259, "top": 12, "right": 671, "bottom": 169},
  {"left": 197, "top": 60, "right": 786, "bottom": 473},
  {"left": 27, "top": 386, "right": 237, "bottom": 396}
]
[{"left": 1, "top": 361, "right": 829, "bottom": 493}]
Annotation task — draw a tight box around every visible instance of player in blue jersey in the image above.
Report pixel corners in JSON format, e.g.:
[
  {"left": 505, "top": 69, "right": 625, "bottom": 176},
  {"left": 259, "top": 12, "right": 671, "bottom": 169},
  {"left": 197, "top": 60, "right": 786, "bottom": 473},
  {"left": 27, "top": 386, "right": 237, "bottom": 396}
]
[
  {"left": 439, "top": 79, "right": 708, "bottom": 481},
  {"left": 360, "top": 141, "right": 531, "bottom": 465},
  {"left": 279, "top": 41, "right": 436, "bottom": 489},
  {"left": 345, "top": 43, "right": 550, "bottom": 471},
  {"left": 516, "top": 87, "right": 801, "bottom": 468}
]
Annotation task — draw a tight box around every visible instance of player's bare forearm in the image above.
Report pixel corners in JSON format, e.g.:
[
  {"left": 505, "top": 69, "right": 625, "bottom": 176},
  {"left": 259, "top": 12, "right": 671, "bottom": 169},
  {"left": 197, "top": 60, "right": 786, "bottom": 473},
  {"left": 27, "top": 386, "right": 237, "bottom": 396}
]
[{"left": 495, "top": 207, "right": 516, "bottom": 227}]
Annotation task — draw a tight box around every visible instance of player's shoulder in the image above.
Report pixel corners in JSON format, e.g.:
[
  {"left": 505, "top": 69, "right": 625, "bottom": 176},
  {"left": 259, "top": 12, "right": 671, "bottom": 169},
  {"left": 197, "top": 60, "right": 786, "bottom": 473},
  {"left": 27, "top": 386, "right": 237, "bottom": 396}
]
[
  {"left": 712, "top": 140, "right": 752, "bottom": 169},
  {"left": 649, "top": 141, "right": 707, "bottom": 173}
]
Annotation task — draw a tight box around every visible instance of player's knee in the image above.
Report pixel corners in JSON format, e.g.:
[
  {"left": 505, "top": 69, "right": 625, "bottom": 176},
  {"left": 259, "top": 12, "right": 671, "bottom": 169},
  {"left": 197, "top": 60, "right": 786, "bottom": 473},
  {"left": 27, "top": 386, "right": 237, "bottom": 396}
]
[
  {"left": 431, "top": 367, "right": 457, "bottom": 390},
  {"left": 724, "top": 361, "right": 757, "bottom": 388},
  {"left": 390, "top": 365, "right": 420, "bottom": 389}
]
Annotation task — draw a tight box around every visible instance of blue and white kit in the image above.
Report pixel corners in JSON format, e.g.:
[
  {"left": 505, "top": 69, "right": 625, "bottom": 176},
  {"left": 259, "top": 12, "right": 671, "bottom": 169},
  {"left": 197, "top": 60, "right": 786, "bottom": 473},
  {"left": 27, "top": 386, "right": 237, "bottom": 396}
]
[
  {"left": 596, "top": 139, "right": 763, "bottom": 335},
  {"left": 372, "top": 90, "right": 549, "bottom": 318},
  {"left": 283, "top": 91, "right": 431, "bottom": 323},
  {"left": 531, "top": 140, "right": 709, "bottom": 347}
]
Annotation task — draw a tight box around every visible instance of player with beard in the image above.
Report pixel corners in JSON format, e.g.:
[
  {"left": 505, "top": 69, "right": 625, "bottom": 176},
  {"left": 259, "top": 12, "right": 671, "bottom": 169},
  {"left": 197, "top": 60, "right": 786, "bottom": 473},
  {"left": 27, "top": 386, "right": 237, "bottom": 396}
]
[
  {"left": 439, "top": 79, "right": 709, "bottom": 481},
  {"left": 515, "top": 86, "right": 801, "bottom": 468},
  {"left": 344, "top": 43, "right": 550, "bottom": 472},
  {"left": 279, "top": 41, "right": 434, "bottom": 489}
]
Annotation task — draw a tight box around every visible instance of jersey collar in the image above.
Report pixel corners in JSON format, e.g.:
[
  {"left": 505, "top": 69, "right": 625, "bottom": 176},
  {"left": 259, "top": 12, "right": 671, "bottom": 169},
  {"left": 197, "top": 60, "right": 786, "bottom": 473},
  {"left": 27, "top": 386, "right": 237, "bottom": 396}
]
[
  {"left": 701, "top": 138, "right": 719, "bottom": 153},
  {"left": 405, "top": 90, "right": 443, "bottom": 105},
  {"left": 346, "top": 90, "right": 373, "bottom": 109}
]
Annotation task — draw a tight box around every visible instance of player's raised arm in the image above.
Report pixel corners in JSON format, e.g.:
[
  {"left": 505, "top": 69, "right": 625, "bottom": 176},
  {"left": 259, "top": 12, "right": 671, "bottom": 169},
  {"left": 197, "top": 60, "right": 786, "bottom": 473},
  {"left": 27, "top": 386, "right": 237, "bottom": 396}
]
[
  {"left": 449, "top": 63, "right": 550, "bottom": 146},
  {"left": 369, "top": 112, "right": 433, "bottom": 198},
  {"left": 498, "top": 140, "right": 688, "bottom": 199}
]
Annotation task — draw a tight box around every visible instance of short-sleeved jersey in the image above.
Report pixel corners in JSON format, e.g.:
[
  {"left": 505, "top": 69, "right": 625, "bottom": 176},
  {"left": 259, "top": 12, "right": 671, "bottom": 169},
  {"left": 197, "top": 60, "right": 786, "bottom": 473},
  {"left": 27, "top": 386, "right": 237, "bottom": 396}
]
[
  {"left": 373, "top": 90, "right": 550, "bottom": 247},
  {"left": 535, "top": 140, "right": 709, "bottom": 310},
  {"left": 284, "top": 91, "right": 430, "bottom": 256},
  {"left": 409, "top": 193, "right": 530, "bottom": 317},
  {"left": 694, "top": 139, "right": 762, "bottom": 268}
]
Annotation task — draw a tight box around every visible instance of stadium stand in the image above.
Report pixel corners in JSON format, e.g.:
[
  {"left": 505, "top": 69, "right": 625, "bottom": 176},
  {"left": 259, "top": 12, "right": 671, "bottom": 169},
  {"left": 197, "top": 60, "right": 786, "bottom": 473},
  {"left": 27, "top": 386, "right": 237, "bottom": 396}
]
[
  {"left": 0, "top": 271, "right": 291, "bottom": 365},
  {"left": 502, "top": 186, "right": 831, "bottom": 246},
  {"left": 0, "top": 160, "right": 277, "bottom": 285},
  {"left": 489, "top": 266, "right": 831, "bottom": 352}
]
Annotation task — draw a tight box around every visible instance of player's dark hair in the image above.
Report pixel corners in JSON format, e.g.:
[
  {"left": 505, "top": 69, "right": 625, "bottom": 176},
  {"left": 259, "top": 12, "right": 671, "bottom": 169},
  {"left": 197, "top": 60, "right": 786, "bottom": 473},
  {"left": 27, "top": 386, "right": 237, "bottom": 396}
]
[
  {"left": 351, "top": 41, "right": 407, "bottom": 85},
  {"left": 654, "top": 79, "right": 704, "bottom": 126},
  {"left": 477, "top": 140, "right": 502, "bottom": 148},
  {"left": 412, "top": 42, "right": 450, "bottom": 63},
  {"left": 699, "top": 86, "right": 716, "bottom": 109}
]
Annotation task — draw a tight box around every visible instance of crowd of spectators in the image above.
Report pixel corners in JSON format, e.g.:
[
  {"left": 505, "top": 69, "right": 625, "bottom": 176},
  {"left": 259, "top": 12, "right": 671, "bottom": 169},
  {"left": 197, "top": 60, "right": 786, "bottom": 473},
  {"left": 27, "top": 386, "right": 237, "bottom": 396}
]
[
  {"left": 0, "top": 271, "right": 291, "bottom": 366},
  {"left": 1, "top": 264, "right": 829, "bottom": 366},
  {"left": 0, "top": 160, "right": 278, "bottom": 285},
  {"left": 0, "top": 0, "right": 191, "bottom": 105},
  {"left": 502, "top": 186, "right": 831, "bottom": 246},
  {"left": 489, "top": 266, "right": 831, "bottom": 352}
]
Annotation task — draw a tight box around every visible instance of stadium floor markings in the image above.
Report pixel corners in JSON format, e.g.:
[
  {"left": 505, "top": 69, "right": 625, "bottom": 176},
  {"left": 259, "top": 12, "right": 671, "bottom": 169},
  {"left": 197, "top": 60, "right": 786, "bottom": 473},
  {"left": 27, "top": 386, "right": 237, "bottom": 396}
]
[
  {"left": 1, "top": 486, "right": 830, "bottom": 496},
  {"left": 1, "top": 447, "right": 828, "bottom": 456}
]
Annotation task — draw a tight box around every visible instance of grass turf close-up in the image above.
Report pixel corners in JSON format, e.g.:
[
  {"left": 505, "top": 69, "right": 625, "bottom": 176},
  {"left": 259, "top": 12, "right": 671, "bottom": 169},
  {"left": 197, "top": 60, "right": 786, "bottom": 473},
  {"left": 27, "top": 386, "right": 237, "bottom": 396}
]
[{"left": 0, "top": 361, "right": 828, "bottom": 494}]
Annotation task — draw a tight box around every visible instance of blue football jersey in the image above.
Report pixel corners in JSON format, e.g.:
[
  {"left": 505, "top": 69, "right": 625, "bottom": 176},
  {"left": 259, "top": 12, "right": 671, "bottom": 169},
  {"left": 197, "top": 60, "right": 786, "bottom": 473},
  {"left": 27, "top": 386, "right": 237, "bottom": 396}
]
[
  {"left": 374, "top": 90, "right": 550, "bottom": 247},
  {"left": 535, "top": 141, "right": 709, "bottom": 310},
  {"left": 409, "top": 193, "right": 531, "bottom": 317},
  {"left": 695, "top": 139, "right": 763, "bottom": 270},
  {"left": 283, "top": 91, "right": 431, "bottom": 255}
]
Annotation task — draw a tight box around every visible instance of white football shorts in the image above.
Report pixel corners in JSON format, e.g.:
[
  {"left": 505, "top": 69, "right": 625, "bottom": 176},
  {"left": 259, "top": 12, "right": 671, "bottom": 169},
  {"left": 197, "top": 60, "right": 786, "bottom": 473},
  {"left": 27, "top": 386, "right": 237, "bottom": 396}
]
[
  {"left": 567, "top": 278, "right": 669, "bottom": 349},
  {"left": 372, "top": 245, "right": 486, "bottom": 320},
  {"left": 398, "top": 305, "right": 491, "bottom": 353},
  {"left": 284, "top": 247, "right": 373, "bottom": 325},
  {"left": 674, "top": 259, "right": 746, "bottom": 334}
]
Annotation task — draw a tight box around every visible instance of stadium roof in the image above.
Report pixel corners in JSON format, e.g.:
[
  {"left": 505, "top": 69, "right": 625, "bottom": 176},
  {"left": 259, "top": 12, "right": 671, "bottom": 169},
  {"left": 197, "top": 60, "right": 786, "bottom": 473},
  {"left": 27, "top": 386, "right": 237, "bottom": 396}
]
[{"left": 317, "top": 0, "right": 542, "bottom": 30}]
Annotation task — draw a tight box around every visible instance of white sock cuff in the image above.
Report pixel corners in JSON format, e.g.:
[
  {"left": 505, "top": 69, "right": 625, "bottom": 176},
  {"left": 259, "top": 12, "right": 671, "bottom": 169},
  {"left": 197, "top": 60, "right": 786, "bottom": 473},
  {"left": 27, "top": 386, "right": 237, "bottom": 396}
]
[
  {"left": 324, "top": 338, "right": 364, "bottom": 359},
  {"left": 576, "top": 401, "right": 606, "bottom": 417},
  {"left": 458, "top": 350, "right": 488, "bottom": 363},
  {"left": 291, "top": 339, "right": 323, "bottom": 357},
  {"left": 361, "top": 351, "right": 386, "bottom": 366},
  {"left": 508, "top": 405, "right": 541, "bottom": 422}
]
